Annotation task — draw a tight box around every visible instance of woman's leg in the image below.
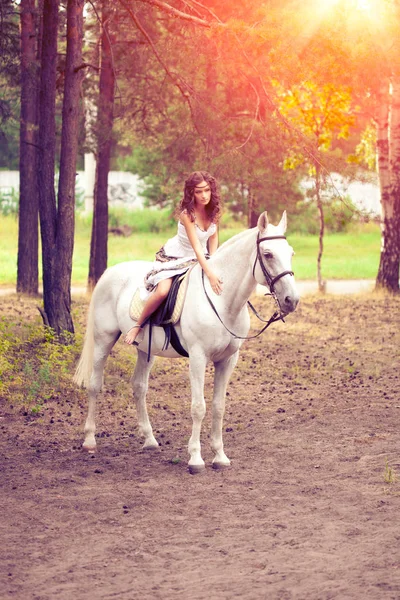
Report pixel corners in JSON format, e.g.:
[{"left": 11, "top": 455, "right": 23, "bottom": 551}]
[{"left": 125, "top": 277, "right": 173, "bottom": 344}]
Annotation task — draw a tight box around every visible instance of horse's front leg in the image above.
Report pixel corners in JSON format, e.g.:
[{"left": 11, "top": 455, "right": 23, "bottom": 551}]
[
  {"left": 188, "top": 351, "right": 208, "bottom": 474},
  {"left": 211, "top": 351, "right": 239, "bottom": 469},
  {"left": 132, "top": 350, "right": 159, "bottom": 450},
  {"left": 83, "top": 333, "right": 118, "bottom": 452}
]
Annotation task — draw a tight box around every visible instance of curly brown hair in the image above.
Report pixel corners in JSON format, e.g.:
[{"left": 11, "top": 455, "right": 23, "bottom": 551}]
[{"left": 175, "top": 171, "right": 221, "bottom": 223}]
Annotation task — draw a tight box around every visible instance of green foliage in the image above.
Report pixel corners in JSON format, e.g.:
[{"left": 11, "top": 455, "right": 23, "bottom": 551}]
[
  {"left": 287, "top": 196, "right": 357, "bottom": 235},
  {"left": 384, "top": 459, "right": 397, "bottom": 485},
  {"left": 0, "top": 317, "right": 78, "bottom": 412},
  {"left": 348, "top": 124, "right": 377, "bottom": 170},
  {"left": 116, "top": 145, "right": 197, "bottom": 210},
  {"left": 0, "top": 0, "right": 20, "bottom": 165},
  {"left": 0, "top": 186, "right": 18, "bottom": 215},
  {"left": 108, "top": 207, "right": 175, "bottom": 234},
  {"left": 0, "top": 297, "right": 140, "bottom": 411}
]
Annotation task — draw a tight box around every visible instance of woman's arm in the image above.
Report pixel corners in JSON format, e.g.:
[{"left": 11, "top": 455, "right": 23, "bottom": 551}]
[
  {"left": 208, "top": 229, "right": 219, "bottom": 256},
  {"left": 180, "top": 212, "right": 222, "bottom": 294}
]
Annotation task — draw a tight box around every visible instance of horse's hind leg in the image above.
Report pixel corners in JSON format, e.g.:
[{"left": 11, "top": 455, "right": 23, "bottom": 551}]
[
  {"left": 211, "top": 351, "right": 239, "bottom": 469},
  {"left": 83, "top": 332, "right": 119, "bottom": 451},
  {"left": 131, "top": 349, "right": 159, "bottom": 450}
]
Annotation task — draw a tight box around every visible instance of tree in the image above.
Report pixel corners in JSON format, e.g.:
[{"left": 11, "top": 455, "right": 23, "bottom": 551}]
[
  {"left": 375, "top": 79, "right": 400, "bottom": 292},
  {"left": 273, "top": 81, "right": 355, "bottom": 290},
  {"left": 17, "top": 0, "right": 40, "bottom": 295},
  {"left": 115, "top": 0, "right": 303, "bottom": 223},
  {"left": 0, "top": 0, "right": 20, "bottom": 167},
  {"left": 38, "top": 0, "right": 84, "bottom": 338},
  {"left": 88, "top": 1, "right": 116, "bottom": 290},
  {"left": 342, "top": 0, "right": 400, "bottom": 292}
]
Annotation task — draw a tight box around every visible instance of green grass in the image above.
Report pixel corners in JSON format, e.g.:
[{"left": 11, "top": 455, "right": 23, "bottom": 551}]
[
  {"left": 0, "top": 214, "right": 381, "bottom": 286},
  {"left": 289, "top": 226, "right": 381, "bottom": 280}
]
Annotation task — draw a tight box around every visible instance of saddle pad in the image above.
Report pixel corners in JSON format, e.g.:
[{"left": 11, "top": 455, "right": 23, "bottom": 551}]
[{"left": 129, "top": 269, "right": 191, "bottom": 325}]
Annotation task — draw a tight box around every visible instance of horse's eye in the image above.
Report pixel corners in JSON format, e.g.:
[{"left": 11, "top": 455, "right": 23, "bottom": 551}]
[{"left": 264, "top": 252, "right": 273, "bottom": 259}]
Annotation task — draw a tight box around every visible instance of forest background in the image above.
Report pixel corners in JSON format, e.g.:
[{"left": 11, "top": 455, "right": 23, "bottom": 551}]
[{"left": 1, "top": 0, "right": 400, "bottom": 337}]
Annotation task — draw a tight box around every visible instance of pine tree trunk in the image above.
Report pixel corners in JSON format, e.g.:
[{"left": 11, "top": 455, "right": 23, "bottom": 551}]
[
  {"left": 247, "top": 187, "right": 258, "bottom": 228},
  {"left": 17, "top": 0, "right": 39, "bottom": 295},
  {"left": 38, "top": 0, "right": 84, "bottom": 338},
  {"left": 88, "top": 2, "right": 115, "bottom": 291},
  {"left": 52, "top": 0, "right": 84, "bottom": 335},
  {"left": 37, "top": 0, "right": 58, "bottom": 323},
  {"left": 376, "top": 80, "right": 400, "bottom": 293}
]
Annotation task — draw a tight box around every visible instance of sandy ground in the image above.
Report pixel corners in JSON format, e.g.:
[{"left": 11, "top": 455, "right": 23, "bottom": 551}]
[{"left": 1, "top": 292, "right": 400, "bottom": 599}]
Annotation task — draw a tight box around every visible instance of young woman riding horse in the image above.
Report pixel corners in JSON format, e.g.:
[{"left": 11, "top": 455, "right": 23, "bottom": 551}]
[{"left": 125, "top": 171, "right": 223, "bottom": 345}]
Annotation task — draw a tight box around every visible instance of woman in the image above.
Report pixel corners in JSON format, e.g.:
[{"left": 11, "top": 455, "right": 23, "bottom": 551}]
[{"left": 125, "top": 171, "right": 223, "bottom": 345}]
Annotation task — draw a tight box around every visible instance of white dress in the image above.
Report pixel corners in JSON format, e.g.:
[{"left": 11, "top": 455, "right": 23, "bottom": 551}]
[{"left": 144, "top": 220, "right": 217, "bottom": 292}]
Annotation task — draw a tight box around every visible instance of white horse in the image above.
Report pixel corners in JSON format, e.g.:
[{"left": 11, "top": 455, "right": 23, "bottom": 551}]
[{"left": 74, "top": 211, "right": 299, "bottom": 473}]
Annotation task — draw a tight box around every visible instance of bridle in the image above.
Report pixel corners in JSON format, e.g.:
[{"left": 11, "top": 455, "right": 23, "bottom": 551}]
[
  {"left": 202, "top": 232, "right": 295, "bottom": 340},
  {"left": 253, "top": 233, "right": 294, "bottom": 294}
]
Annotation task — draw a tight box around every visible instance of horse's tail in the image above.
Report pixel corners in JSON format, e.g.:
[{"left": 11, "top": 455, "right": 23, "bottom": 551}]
[{"left": 73, "top": 287, "right": 97, "bottom": 388}]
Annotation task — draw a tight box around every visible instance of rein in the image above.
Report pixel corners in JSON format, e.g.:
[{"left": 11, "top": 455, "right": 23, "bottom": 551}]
[{"left": 201, "top": 233, "right": 294, "bottom": 341}]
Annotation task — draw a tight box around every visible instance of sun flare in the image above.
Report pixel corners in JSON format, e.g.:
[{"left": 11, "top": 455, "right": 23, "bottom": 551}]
[
  {"left": 318, "top": 0, "right": 381, "bottom": 25},
  {"left": 356, "top": 0, "right": 372, "bottom": 10}
]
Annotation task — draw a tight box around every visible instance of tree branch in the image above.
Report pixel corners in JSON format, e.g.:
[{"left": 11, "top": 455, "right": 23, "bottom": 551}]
[
  {"left": 137, "top": 0, "right": 214, "bottom": 28},
  {"left": 234, "top": 80, "right": 260, "bottom": 151},
  {"left": 74, "top": 62, "right": 100, "bottom": 73},
  {"left": 119, "top": 0, "right": 208, "bottom": 151},
  {"left": 182, "top": 0, "right": 223, "bottom": 24}
]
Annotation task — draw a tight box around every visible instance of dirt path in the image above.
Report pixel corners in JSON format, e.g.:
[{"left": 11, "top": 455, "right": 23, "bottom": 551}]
[{"left": 1, "top": 294, "right": 400, "bottom": 599}]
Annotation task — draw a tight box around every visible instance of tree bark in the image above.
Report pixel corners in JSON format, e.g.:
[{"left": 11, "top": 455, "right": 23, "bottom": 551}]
[
  {"left": 52, "top": 0, "right": 84, "bottom": 334},
  {"left": 247, "top": 187, "right": 258, "bottom": 228},
  {"left": 17, "top": 0, "right": 39, "bottom": 295},
  {"left": 88, "top": 2, "right": 115, "bottom": 291},
  {"left": 38, "top": 0, "right": 84, "bottom": 338},
  {"left": 376, "top": 79, "right": 400, "bottom": 293},
  {"left": 37, "top": 0, "right": 58, "bottom": 322}
]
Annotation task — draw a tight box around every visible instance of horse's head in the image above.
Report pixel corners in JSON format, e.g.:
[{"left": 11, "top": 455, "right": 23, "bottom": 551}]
[{"left": 254, "top": 211, "right": 299, "bottom": 316}]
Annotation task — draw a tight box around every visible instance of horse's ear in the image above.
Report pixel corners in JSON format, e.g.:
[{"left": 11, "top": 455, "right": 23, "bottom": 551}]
[
  {"left": 278, "top": 210, "right": 287, "bottom": 234},
  {"left": 257, "top": 212, "right": 269, "bottom": 232}
]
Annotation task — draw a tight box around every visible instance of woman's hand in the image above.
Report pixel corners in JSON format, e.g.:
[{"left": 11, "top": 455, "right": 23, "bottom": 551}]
[{"left": 208, "top": 270, "right": 223, "bottom": 295}]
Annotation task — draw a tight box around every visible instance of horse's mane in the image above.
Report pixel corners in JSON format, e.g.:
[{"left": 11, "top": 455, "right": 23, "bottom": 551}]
[{"left": 215, "top": 226, "right": 256, "bottom": 254}]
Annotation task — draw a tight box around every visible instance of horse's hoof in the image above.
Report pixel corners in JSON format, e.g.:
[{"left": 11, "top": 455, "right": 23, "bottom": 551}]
[
  {"left": 142, "top": 443, "right": 160, "bottom": 452},
  {"left": 212, "top": 461, "right": 231, "bottom": 470},
  {"left": 82, "top": 444, "right": 96, "bottom": 453},
  {"left": 188, "top": 463, "right": 206, "bottom": 475}
]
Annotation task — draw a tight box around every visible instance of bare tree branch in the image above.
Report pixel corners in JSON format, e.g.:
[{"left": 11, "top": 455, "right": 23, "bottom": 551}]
[
  {"left": 137, "top": 0, "right": 216, "bottom": 28},
  {"left": 182, "top": 0, "right": 223, "bottom": 24}
]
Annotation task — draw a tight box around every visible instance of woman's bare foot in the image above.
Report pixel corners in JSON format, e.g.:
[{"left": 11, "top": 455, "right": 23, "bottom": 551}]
[{"left": 125, "top": 325, "right": 142, "bottom": 345}]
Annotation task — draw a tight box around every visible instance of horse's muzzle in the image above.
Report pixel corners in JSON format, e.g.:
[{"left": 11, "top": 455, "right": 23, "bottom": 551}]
[{"left": 280, "top": 291, "right": 300, "bottom": 315}]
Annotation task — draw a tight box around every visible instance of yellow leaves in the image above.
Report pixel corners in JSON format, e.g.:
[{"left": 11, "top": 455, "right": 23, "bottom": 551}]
[{"left": 273, "top": 78, "right": 356, "bottom": 162}]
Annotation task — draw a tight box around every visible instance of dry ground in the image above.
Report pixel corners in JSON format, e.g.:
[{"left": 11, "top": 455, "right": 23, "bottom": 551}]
[{"left": 1, "top": 292, "right": 400, "bottom": 600}]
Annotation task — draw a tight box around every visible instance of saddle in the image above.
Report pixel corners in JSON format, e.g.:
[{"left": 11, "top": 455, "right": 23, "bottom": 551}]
[{"left": 129, "top": 269, "right": 191, "bottom": 359}]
